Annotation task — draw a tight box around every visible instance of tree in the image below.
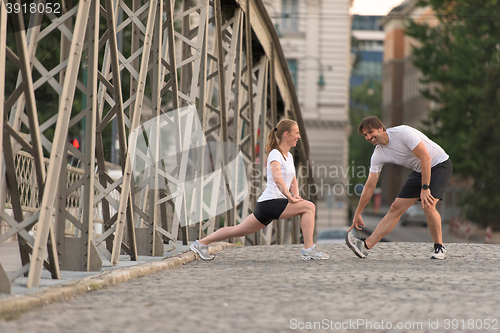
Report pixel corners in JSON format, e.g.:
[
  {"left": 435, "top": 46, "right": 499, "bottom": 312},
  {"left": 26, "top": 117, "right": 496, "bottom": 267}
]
[
  {"left": 406, "top": 0, "right": 500, "bottom": 228},
  {"left": 463, "top": 65, "right": 500, "bottom": 228}
]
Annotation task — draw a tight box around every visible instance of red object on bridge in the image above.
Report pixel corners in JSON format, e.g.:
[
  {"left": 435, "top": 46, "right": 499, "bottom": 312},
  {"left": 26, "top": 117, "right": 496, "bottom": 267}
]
[
  {"left": 486, "top": 226, "right": 492, "bottom": 244},
  {"left": 71, "top": 139, "right": 80, "bottom": 149},
  {"left": 465, "top": 220, "right": 472, "bottom": 240}
]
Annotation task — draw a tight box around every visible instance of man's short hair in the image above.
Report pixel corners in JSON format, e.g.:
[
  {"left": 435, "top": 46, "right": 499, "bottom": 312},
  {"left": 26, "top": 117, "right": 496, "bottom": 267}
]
[{"left": 358, "top": 116, "right": 386, "bottom": 135}]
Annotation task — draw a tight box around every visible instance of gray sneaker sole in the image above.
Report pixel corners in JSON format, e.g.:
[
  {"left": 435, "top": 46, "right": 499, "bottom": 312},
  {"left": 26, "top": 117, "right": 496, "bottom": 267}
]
[
  {"left": 431, "top": 254, "right": 446, "bottom": 260},
  {"left": 190, "top": 244, "right": 215, "bottom": 261},
  {"left": 345, "top": 233, "right": 366, "bottom": 258},
  {"left": 301, "top": 254, "right": 329, "bottom": 260}
]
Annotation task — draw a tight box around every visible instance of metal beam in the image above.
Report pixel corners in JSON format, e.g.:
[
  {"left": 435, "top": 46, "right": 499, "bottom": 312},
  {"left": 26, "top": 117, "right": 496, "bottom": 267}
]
[
  {"left": 0, "top": 0, "right": 6, "bottom": 182},
  {"left": 27, "top": 0, "right": 91, "bottom": 288},
  {"left": 111, "top": 0, "right": 158, "bottom": 265}
]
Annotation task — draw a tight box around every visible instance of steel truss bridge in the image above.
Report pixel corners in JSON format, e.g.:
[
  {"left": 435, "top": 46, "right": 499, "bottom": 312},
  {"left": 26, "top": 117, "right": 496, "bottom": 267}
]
[{"left": 0, "top": 0, "right": 313, "bottom": 293}]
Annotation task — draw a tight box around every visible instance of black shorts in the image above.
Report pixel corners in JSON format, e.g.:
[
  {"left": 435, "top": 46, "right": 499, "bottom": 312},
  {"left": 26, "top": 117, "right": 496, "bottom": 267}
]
[
  {"left": 253, "top": 199, "right": 289, "bottom": 226},
  {"left": 397, "top": 159, "right": 452, "bottom": 200}
]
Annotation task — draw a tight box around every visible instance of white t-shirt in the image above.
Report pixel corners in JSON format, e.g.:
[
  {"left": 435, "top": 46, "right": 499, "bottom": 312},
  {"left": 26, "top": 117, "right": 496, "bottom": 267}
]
[
  {"left": 258, "top": 149, "right": 295, "bottom": 202},
  {"left": 370, "top": 125, "right": 449, "bottom": 173}
]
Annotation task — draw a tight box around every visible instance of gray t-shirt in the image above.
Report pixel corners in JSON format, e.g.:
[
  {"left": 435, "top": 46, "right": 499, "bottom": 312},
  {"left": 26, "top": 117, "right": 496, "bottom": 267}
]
[{"left": 369, "top": 125, "right": 449, "bottom": 173}]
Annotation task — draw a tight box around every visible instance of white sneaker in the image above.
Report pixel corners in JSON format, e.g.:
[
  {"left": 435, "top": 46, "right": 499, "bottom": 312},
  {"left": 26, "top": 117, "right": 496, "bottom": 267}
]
[
  {"left": 301, "top": 245, "right": 330, "bottom": 260},
  {"left": 190, "top": 240, "right": 215, "bottom": 260},
  {"left": 430, "top": 246, "right": 446, "bottom": 260},
  {"left": 345, "top": 231, "right": 370, "bottom": 258}
]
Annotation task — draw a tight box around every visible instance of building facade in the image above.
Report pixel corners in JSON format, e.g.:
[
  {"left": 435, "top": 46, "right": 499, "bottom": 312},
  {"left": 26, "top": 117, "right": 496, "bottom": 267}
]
[{"left": 264, "top": 0, "right": 353, "bottom": 228}]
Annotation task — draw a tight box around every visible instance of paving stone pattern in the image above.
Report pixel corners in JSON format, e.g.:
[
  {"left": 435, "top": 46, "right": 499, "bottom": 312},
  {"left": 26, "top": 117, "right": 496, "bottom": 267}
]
[{"left": 1, "top": 243, "right": 500, "bottom": 333}]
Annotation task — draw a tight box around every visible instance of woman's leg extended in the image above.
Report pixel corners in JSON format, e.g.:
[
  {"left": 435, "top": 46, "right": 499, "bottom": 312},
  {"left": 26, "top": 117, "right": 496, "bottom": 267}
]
[
  {"left": 278, "top": 200, "right": 315, "bottom": 249},
  {"left": 199, "top": 214, "right": 265, "bottom": 245}
]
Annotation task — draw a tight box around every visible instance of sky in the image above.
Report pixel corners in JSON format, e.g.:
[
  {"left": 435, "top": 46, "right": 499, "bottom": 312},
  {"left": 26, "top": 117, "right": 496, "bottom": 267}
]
[{"left": 350, "top": 0, "right": 406, "bottom": 16}]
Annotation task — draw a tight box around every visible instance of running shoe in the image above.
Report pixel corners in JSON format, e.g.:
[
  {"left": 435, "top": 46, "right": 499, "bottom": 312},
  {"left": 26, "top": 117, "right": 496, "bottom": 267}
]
[
  {"left": 430, "top": 246, "right": 446, "bottom": 260},
  {"left": 345, "top": 231, "right": 370, "bottom": 258},
  {"left": 190, "top": 240, "right": 215, "bottom": 260},
  {"left": 301, "top": 245, "right": 330, "bottom": 260}
]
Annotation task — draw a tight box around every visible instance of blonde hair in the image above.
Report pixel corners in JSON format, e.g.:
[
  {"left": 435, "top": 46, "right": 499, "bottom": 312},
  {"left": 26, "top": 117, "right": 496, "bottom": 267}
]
[{"left": 265, "top": 119, "right": 298, "bottom": 160}]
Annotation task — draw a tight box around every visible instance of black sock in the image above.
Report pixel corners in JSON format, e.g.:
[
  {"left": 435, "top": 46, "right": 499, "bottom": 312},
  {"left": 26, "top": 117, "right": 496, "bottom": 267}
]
[
  {"left": 434, "top": 243, "right": 443, "bottom": 250},
  {"left": 363, "top": 239, "right": 370, "bottom": 250}
]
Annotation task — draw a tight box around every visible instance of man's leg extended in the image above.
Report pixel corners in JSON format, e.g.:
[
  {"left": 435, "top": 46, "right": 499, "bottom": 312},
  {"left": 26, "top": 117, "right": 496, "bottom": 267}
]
[
  {"left": 423, "top": 199, "right": 442, "bottom": 245},
  {"left": 365, "top": 198, "right": 417, "bottom": 249}
]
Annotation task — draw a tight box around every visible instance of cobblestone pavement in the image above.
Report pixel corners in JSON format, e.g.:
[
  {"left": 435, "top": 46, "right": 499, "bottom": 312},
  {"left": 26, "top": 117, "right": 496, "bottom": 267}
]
[{"left": 1, "top": 243, "right": 500, "bottom": 333}]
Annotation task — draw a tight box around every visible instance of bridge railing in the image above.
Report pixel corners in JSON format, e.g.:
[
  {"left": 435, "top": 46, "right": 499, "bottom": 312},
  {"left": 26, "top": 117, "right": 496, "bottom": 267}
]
[{"left": 3, "top": 150, "right": 117, "bottom": 230}]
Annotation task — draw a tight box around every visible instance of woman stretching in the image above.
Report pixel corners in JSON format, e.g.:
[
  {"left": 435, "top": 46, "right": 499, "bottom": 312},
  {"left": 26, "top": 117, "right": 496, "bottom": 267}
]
[{"left": 190, "top": 119, "right": 329, "bottom": 260}]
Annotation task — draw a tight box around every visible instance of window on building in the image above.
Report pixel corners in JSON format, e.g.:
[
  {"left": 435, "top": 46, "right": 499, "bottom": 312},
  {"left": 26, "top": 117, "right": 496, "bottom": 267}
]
[
  {"left": 351, "top": 61, "right": 382, "bottom": 78},
  {"left": 351, "top": 15, "right": 382, "bottom": 31},
  {"left": 287, "top": 59, "right": 298, "bottom": 86},
  {"left": 281, "top": 0, "right": 298, "bottom": 32}
]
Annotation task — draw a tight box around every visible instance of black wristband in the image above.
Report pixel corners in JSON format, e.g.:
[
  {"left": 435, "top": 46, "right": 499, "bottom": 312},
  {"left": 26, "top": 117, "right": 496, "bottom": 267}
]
[{"left": 421, "top": 184, "right": 430, "bottom": 190}]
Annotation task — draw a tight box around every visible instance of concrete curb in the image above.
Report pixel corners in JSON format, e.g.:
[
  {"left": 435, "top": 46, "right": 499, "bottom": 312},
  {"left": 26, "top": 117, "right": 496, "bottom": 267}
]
[{"left": 0, "top": 242, "right": 236, "bottom": 317}]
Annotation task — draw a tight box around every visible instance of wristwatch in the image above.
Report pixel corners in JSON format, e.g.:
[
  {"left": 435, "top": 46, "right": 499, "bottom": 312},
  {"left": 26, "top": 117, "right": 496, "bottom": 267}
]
[{"left": 421, "top": 184, "right": 430, "bottom": 190}]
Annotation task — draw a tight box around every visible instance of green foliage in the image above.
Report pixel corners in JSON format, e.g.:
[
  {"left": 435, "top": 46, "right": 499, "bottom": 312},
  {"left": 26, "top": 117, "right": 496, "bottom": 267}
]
[
  {"left": 406, "top": 0, "right": 500, "bottom": 228},
  {"left": 90, "top": 282, "right": 102, "bottom": 291},
  {"left": 406, "top": 0, "right": 500, "bottom": 174},
  {"left": 348, "top": 80, "right": 382, "bottom": 187},
  {"left": 462, "top": 65, "right": 500, "bottom": 228}
]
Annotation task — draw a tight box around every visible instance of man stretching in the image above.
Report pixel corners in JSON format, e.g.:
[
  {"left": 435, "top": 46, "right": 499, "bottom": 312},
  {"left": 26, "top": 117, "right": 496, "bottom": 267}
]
[{"left": 346, "top": 116, "right": 452, "bottom": 259}]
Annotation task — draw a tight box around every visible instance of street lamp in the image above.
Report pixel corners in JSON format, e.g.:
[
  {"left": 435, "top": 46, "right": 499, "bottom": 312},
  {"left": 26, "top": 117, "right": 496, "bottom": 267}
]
[
  {"left": 317, "top": 74, "right": 326, "bottom": 88},
  {"left": 298, "top": 56, "right": 332, "bottom": 89}
]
